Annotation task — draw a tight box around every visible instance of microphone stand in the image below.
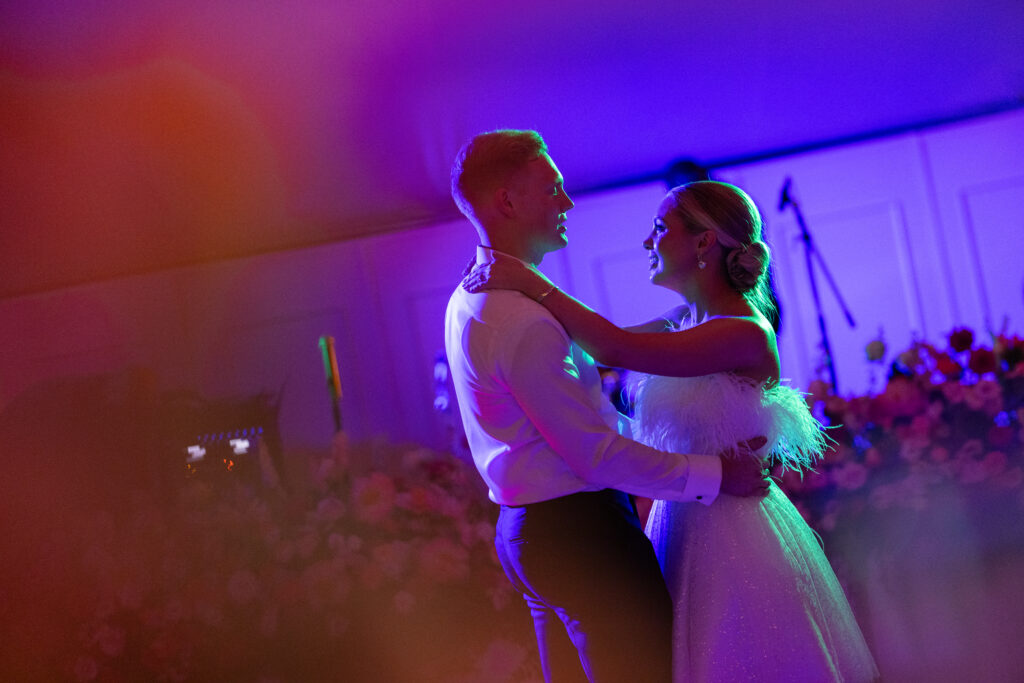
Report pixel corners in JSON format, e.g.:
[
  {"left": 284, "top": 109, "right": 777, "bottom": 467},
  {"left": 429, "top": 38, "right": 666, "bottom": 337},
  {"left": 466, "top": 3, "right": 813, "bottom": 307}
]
[{"left": 778, "top": 178, "right": 856, "bottom": 393}]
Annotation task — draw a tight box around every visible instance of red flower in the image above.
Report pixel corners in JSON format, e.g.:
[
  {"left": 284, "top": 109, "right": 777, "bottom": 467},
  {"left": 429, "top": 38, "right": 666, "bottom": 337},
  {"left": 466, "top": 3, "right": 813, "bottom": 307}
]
[
  {"left": 949, "top": 327, "right": 974, "bottom": 352},
  {"left": 968, "top": 348, "right": 997, "bottom": 375},
  {"left": 935, "top": 353, "right": 962, "bottom": 378}
]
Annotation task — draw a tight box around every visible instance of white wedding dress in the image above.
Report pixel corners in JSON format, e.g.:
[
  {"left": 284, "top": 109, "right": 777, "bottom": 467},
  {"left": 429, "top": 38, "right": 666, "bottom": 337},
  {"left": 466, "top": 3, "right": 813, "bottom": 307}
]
[{"left": 634, "top": 370, "right": 879, "bottom": 682}]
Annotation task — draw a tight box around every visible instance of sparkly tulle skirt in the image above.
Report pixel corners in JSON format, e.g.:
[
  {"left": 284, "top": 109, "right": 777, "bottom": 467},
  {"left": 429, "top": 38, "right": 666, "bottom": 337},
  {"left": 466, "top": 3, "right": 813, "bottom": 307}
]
[
  {"left": 646, "top": 487, "right": 878, "bottom": 682},
  {"left": 633, "top": 372, "right": 878, "bottom": 682}
]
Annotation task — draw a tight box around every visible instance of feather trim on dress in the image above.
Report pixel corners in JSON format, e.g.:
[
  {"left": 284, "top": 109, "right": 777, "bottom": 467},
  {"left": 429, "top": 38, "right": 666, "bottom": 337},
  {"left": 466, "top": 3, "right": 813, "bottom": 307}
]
[{"left": 629, "top": 372, "right": 827, "bottom": 472}]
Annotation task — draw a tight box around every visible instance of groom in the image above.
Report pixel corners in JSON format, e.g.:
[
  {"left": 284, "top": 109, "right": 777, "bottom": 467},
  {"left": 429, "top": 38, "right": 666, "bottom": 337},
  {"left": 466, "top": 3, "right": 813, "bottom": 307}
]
[{"left": 444, "top": 130, "right": 767, "bottom": 682}]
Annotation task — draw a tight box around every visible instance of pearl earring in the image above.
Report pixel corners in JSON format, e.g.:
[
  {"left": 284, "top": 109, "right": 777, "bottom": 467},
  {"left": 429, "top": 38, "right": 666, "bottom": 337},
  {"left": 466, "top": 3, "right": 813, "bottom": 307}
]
[{"left": 697, "top": 255, "right": 706, "bottom": 270}]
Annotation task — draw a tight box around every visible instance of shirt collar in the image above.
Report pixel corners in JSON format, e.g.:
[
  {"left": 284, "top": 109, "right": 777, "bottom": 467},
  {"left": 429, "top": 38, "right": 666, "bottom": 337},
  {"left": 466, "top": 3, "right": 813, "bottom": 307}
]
[{"left": 476, "top": 245, "right": 531, "bottom": 267}]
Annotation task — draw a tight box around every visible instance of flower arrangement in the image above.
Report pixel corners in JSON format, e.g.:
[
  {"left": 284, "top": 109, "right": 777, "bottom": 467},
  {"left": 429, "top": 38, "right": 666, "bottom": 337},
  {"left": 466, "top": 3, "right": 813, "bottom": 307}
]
[
  {"left": 63, "top": 434, "right": 541, "bottom": 683},
  {"left": 773, "top": 328, "right": 1024, "bottom": 541}
]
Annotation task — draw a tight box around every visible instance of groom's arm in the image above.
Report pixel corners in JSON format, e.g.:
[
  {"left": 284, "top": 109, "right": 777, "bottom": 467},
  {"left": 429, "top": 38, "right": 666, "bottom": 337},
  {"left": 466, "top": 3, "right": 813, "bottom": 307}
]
[{"left": 499, "top": 313, "right": 722, "bottom": 505}]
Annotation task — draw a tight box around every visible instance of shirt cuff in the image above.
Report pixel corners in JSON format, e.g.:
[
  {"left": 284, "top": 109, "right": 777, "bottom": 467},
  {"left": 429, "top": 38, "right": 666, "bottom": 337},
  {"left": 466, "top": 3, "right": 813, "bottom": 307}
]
[{"left": 681, "top": 453, "right": 722, "bottom": 506}]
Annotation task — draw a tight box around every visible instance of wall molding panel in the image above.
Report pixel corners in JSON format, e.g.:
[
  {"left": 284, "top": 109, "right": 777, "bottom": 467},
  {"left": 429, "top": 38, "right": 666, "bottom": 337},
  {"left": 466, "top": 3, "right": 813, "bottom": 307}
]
[{"left": 1, "top": 110, "right": 1021, "bottom": 449}]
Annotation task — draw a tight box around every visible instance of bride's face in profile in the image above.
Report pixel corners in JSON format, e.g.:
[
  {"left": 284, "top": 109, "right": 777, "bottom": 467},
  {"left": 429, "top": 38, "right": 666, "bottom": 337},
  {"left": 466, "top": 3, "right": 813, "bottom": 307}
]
[{"left": 643, "top": 194, "right": 703, "bottom": 292}]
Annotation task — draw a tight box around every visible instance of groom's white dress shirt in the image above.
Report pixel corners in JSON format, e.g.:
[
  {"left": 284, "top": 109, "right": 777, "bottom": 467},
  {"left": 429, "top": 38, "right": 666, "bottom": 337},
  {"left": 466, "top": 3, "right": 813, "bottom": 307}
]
[{"left": 444, "top": 246, "right": 722, "bottom": 507}]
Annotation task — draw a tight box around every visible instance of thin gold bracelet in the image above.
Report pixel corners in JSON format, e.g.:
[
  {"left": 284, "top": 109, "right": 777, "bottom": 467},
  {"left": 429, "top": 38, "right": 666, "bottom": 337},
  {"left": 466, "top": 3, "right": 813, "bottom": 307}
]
[{"left": 535, "top": 284, "right": 557, "bottom": 303}]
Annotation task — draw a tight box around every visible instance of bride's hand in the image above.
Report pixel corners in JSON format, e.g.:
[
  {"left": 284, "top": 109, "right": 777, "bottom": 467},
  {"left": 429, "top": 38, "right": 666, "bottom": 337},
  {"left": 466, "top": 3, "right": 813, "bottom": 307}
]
[{"left": 462, "top": 256, "right": 552, "bottom": 299}]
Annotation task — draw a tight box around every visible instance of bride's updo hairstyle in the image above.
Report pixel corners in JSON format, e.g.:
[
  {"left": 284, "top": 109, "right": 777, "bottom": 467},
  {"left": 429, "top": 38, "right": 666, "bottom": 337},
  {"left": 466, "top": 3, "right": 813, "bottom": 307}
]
[{"left": 667, "top": 181, "right": 776, "bottom": 321}]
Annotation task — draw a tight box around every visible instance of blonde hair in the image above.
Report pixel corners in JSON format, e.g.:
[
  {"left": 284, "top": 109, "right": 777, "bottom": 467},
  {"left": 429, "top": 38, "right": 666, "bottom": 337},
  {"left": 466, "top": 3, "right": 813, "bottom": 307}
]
[
  {"left": 667, "top": 181, "right": 776, "bottom": 321},
  {"left": 451, "top": 130, "right": 548, "bottom": 220}
]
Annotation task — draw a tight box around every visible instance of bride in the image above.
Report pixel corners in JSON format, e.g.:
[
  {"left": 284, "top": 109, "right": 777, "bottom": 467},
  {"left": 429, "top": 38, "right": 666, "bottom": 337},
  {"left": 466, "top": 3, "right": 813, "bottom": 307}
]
[{"left": 464, "top": 181, "right": 879, "bottom": 682}]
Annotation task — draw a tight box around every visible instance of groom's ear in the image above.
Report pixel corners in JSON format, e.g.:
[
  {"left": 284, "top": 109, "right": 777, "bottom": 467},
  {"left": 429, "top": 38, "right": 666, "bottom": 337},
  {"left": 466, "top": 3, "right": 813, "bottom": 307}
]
[{"left": 495, "top": 187, "right": 517, "bottom": 218}]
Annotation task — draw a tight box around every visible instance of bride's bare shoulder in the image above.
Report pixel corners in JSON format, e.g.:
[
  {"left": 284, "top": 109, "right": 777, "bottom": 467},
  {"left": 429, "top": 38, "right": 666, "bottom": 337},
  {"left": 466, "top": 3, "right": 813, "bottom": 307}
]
[{"left": 692, "top": 315, "right": 778, "bottom": 382}]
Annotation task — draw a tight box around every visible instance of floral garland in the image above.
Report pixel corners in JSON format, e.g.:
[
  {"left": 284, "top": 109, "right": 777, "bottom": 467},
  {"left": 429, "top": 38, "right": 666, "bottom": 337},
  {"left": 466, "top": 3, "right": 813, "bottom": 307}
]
[
  {"left": 65, "top": 435, "right": 541, "bottom": 683},
  {"left": 773, "top": 328, "right": 1024, "bottom": 539},
  {"left": 54, "top": 327, "right": 1024, "bottom": 681}
]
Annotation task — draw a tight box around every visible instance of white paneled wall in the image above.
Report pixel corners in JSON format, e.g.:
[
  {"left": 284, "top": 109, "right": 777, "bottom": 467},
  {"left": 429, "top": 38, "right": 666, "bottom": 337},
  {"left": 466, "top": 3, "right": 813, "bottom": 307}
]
[
  {"left": 716, "top": 110, "right": 1023, "bottom": 393},
  {"left": 1, "top": 109, "right": 1021, "bottom": 453}
]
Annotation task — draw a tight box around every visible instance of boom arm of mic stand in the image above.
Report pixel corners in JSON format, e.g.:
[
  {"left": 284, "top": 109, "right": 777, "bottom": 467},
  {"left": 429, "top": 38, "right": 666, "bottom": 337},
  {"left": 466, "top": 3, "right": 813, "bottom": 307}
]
[
  {"left": 785, "top": 197, "right": 854, "bottom": 393},
  {"left": 810, "top": 247, "right": 856, "bottom": 328},
  {"left": 789, "top": 201, "right": 856, "bottom": 329}
]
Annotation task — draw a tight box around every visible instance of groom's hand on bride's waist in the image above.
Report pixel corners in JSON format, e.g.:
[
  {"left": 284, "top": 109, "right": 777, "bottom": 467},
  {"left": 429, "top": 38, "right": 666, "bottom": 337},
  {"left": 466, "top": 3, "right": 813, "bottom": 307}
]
[{"left": 718, "top": 437, "right": 771, "bottom": 498}]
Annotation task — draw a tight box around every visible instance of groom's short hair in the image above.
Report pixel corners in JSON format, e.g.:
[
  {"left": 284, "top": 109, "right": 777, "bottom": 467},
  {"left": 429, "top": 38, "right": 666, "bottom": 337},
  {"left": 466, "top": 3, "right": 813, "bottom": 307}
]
[{"left": 451, "top": 129, "right": 548, "bottom": 221}]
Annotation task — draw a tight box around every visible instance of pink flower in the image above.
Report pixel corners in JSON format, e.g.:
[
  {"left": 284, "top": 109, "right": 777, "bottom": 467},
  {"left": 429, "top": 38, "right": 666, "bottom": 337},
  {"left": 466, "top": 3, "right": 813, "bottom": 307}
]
[
  {"left": 227, "top": 569, "right": 259, "bottom": 605},
  {"left": 899, "top": 437, "right": 927, "bottom": 463},
  {"left": 401, "top": 447, "right": 434, "bottom": 472},
  {"left": 351, "top": 473, "right": 397, "bottom": 524},
  {"left": 397, "top": 485, "right": 438, "bottom": 514},
  {"left": 956, "top": 439, "right": 985, "bottom": 461},
  {"left": 832, "top": 462, "right": 869, "bottom": 491},
  {"left": 418, "top": 537, "right": 470, "bottom": 583},
  {"left": 965, "top": 380, "right": 1002, "bottom": 415},
  {"left": 941, "top": 381, "right": 966, "bottom": 404},
  {"left": 908, "top": 414, "right": 932, "bottom": 438},
  {"left": 877, "top": 378, "right": 927, "bottom": 419},
  {"left": 959, "top": 460, "right": 988, "bottom": 484},
  {"left": 314, "top": 496, "right": 346, "bottom": 522},
  {"left": 982, "top": 451, "right": 1008, "bottom": 477},
  {"left": 488, "top": 582, "right": 514, "bottom": 611},
  {"left": 807, "top": 379, "right": 831, "bottom": 404},
  {"left": 819, "top": 512, "right": 839, "bottom": 531},
  {"left": 863, "top": 447, "right": 884, "bottom": 468},
  {"left": 371, "top": 541, "right": 412, "bottom": 580},
  {"left": 473, "top": 639, "right": 529, "bottom": 682},
  {"left": 311, "top": 458, "right": 340, "bottom": 490}
]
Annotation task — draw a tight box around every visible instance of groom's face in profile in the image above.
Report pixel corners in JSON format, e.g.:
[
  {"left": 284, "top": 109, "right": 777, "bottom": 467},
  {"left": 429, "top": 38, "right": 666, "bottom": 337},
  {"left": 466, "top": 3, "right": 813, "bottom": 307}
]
[{"left": 507, "top": 153, "right": 575, "bottom": 261}]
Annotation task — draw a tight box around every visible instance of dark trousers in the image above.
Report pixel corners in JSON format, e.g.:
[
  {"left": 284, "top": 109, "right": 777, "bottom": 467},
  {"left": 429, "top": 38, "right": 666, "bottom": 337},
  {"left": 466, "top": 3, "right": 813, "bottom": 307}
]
[{"left": 495, "top": 490, "right": 672, "bottom": 682}]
